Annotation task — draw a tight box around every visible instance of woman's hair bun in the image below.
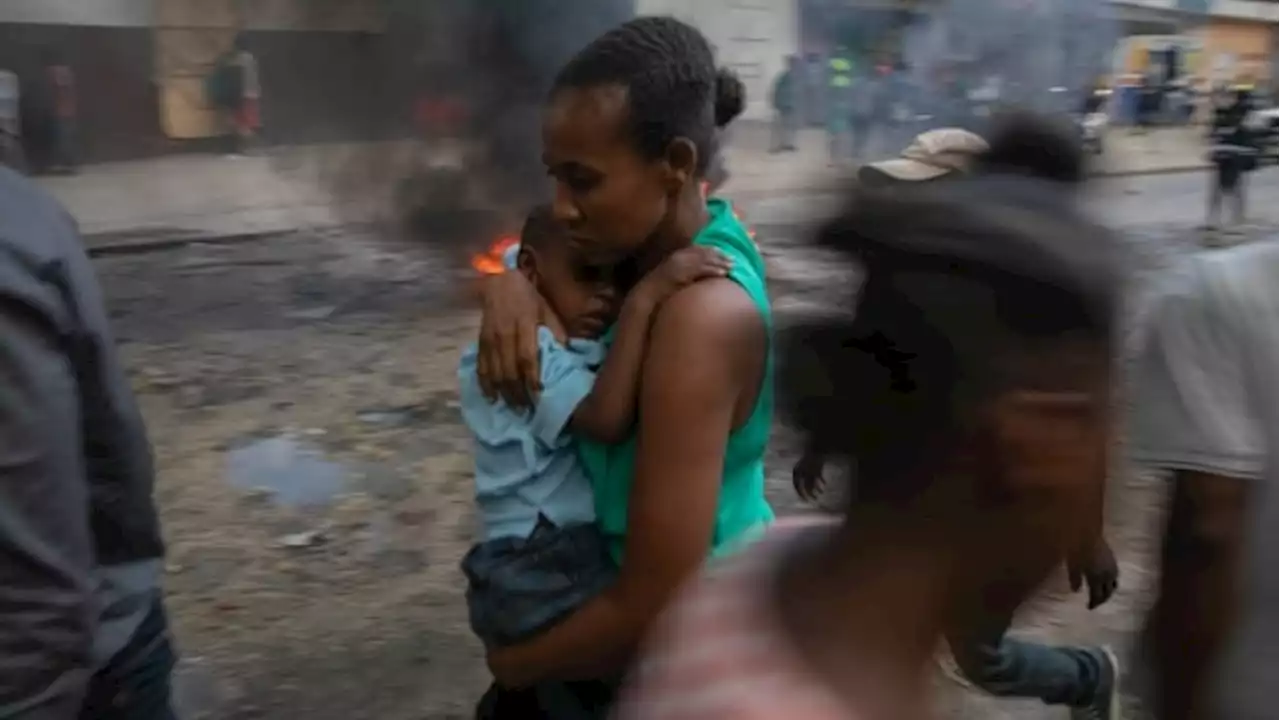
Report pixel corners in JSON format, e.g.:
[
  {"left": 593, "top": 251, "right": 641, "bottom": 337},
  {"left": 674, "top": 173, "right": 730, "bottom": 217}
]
[{"left": 714, "top": 67, "right": 746, "bottom": 128}]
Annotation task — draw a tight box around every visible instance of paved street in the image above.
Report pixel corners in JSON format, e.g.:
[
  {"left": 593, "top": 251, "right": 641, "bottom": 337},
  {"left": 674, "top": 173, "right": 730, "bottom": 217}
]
[
  {"left": 740, "top": 166, "right": 1279, "bottom": 230},
  {"left": 87, "top": 171, "right": 1276, "bottom": 719},
  {"left": 36, "top": 126, "right": 1223, "bottom": 245}
]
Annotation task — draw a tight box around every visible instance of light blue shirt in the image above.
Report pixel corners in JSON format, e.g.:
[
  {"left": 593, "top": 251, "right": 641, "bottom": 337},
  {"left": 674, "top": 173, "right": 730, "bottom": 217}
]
[{"left": 458, "top": 326, "right": 604, "bottom": 540}]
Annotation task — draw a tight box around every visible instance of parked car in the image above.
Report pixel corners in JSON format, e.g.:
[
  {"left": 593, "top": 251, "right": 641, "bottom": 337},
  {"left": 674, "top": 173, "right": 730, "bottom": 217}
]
[
  {"left": 1077, "top": 110, "right": 1108, "bottom": 156},
  {"left": 1244, "top": 105, "right": 1279, "bottom": 162},
  {"left": 1076, "top": 87, "right": 1111, "bottom": 156}
]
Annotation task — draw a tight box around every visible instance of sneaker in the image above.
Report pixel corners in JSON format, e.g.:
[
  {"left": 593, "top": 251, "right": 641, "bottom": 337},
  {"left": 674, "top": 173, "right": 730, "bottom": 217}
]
[{"left": 1071, "top": 646, "right": 1120, "bottom": 720}]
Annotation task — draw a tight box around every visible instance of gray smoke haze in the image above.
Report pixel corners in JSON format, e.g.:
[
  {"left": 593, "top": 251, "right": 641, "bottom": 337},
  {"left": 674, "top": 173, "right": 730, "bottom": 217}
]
[
  {"left": 858, "top": 0, "right": 1119, "bottom": 159},
  {"left": 302, "top": 0, "right": 632, "bottom": 259},
  {"left": 311, "top": 0, "right": 1118, "bottom": 255},
  {"left": 905, "top": 0, "right": 1119, "bottom": 105}
]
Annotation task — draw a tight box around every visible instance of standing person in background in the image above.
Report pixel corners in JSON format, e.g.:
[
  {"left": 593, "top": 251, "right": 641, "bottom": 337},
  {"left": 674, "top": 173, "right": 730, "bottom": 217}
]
[
  {"left": 231, "top": 35, "right": 262, "bottom": 155},
  {"left": 804, "top": 52, "right": 825, "bottom": 128},
  {"left": 826, "top": 47, "right": 854, "bottom": 164},
  {"left": 769, "top": 55, "right": 800, "bottom": 153},
  {"left": 1136, "top": 74, "right": 1159, "bottom": 134},
  {"left": 44, "top": 48, "right": 77, "bottom": 174},
  {"left": 1204, "top": 88, "right": 1258, "bottom": 233},
  {"left": 0, "top": 167, "right": 176, "bottom": 718},
  {"left": 0, "top": 67, "right": 23, "bottom": 171},
  {"left": 848, "top": 67, "right": 878, "bottom": 162}
]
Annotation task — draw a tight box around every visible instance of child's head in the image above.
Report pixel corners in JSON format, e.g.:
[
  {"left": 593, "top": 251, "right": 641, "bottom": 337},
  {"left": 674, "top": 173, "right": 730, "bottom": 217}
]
[
  {"left": 515, "top": 204, "right": 616, "bottom": 339},
  {"left": 783, "top": 139, "right": 1121, "bottom": 579}
]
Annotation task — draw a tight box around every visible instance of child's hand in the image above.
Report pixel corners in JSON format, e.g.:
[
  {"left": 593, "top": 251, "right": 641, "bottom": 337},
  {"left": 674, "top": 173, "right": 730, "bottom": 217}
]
[{"left": 632, "top": 247, "right": 732, "bottom": 309}]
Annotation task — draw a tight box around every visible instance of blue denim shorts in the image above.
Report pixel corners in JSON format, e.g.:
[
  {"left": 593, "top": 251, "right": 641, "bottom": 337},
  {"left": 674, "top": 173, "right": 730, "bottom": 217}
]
[
  {"left": 461, "top": 516, "right": 617, "bottom": 647},
  {"left": 80, "top": 591, "right": 177, "bottom": 720}
]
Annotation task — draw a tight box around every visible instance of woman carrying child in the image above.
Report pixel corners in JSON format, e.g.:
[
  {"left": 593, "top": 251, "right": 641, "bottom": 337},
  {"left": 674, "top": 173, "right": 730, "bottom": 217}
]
[{"left": 467, "top": 16, "right": 775, "bottom": 717}]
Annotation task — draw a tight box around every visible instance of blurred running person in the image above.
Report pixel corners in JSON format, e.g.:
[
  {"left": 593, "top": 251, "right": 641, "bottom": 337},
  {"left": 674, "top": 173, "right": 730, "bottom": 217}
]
[
  {"left": 793, "top": 116, "right": 1120, "bottom": 719},
  {"left": 617, "top": 116, "right": 1125, "bottom": 720},
  {"left": 0, "top": 168, "right": 175, "bottom": 718}
]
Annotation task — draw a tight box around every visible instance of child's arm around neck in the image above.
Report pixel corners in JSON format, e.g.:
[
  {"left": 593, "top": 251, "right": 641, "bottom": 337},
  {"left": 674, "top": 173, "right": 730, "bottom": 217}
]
[
  {"left": 570, "top": 246, "right": 732, "bottom": 444},
  {"left": 568, "top": 290, "right": 659, "bottom": 444}
]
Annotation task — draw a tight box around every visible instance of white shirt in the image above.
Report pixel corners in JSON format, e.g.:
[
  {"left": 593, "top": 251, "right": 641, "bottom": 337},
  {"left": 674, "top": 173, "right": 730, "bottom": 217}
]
[
  {"left": 1128, "top": 239, "right": 1278, "bottom": 719},
  {"left": 235, "top": 50, "right": 261, "bottom": 99}
]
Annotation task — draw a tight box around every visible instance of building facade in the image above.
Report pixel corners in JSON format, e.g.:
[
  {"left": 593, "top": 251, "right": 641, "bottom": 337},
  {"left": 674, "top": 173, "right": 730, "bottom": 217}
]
[
  {"left": 635, "top": 0, "right": 800, "bottom": 121},
  {"left": 1196, "top": 0, "right": 1278, "bottom": 87},
  {"left": 1110, "top": 0, "right": 1277, "bottom": 87},
  {"left": 0, "top": 0, "right": 161, "bottom": 163},
  {"left": 0, "top": 0, "right": 407, "bottom": 164},
  {"left": 1, "top": 0, "right": 1273, "bottom": 164}
]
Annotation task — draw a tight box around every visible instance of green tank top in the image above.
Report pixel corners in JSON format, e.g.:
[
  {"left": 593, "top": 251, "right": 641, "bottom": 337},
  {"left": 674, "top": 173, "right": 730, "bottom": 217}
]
[{"left": 578, "top": 198, "right": 776, "bottom": 563}]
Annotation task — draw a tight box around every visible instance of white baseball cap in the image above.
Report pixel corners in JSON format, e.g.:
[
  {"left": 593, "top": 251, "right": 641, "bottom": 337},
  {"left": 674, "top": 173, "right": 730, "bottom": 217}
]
[{"left": 863, "top": 128, "right": 990, "bottom": 181}]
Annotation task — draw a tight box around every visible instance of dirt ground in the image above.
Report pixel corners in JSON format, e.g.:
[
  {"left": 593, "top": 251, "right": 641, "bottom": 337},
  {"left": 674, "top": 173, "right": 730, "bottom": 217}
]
[{"left": 92, "top": 220, "right": 1265, "bottom": 719}]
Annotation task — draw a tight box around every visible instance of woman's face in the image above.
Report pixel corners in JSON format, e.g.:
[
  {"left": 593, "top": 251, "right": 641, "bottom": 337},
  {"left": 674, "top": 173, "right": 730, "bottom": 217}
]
[{"left": 542, "top": 85, "right": 682, "bottom": 267}]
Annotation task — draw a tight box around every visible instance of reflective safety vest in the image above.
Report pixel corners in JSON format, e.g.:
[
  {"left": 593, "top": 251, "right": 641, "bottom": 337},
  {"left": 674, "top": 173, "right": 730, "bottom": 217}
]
[{"left": 829, "top": 57, "right": 853, "bottom": 88}]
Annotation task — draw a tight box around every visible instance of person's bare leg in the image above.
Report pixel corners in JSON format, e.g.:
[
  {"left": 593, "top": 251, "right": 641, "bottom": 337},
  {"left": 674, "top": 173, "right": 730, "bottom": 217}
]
[
  {"left": 1205, "top": 168, "right": 1222, "bottom": 231},
  {"left": 1233, "top": 175, "right": 1247, "bottom": 226}
]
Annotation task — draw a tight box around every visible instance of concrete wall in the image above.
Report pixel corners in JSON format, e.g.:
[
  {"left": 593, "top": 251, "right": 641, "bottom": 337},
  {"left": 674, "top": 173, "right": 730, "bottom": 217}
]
[
  {"left": 1210, "top": 0, "right": 1279, "bottom": 22},
  {"left": 635, "top": 0, "right": 801, "bottom": 120},
  {"left": 1197, "top": 17, "right": 1277, "bottom": 81},
  {"left": 0, "top": 0, "right": 412, "bottom": 163}
]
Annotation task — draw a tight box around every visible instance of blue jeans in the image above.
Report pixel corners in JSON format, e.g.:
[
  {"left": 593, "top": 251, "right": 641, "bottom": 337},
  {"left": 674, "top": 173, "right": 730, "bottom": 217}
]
[
  {"left": 948, "top": 612, "right": 1105, "bottom": 707},
  {"left": 464, "top": 517, "right": 620, "bottom": 719},
  {"left": 462, "top": 516, "right": 616, "bottom": 647},
  {"left": 79, "top": 593, "right": 178, "bottom": 720}
]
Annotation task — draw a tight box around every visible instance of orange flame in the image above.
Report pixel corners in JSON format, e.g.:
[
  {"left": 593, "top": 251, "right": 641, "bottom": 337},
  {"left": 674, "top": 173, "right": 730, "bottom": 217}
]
[{"left": 472, "top": 235, "right": 519, "bottom": 276}]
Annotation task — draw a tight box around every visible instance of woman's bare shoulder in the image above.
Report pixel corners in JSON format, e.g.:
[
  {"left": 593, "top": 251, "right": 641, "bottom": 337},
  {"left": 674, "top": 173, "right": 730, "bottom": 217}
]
[{"left": 651, "top": 277, "right": 764, "bottom": 347}]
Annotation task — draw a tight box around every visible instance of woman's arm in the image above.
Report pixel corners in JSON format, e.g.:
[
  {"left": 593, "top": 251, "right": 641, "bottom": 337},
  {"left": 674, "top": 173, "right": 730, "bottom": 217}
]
[{"left": 487, "top": 279, "right": 766, "bottom": 686}]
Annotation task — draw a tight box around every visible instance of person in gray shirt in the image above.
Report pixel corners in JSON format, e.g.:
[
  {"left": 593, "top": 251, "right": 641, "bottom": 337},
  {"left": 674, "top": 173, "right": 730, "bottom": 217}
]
[
  {"left": 1128, "top": 239, "right": 1278, "bottom": 720},
  {"left": 0, "top": 166, "right": 173, "bottom": 719}
]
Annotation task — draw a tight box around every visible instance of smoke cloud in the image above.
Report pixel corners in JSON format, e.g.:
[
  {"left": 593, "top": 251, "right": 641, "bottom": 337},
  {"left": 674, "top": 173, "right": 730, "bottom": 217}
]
[
  {"left": 857, "top": 0, "right": 1120, "bottom": 159},
  {"left": 307, "top": 0, "right": 1118, "bottom": 256}
]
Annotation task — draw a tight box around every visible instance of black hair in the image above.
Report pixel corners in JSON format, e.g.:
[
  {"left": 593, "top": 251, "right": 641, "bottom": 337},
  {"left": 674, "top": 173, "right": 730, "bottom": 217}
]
[
  {"left": 519, "top": 203, "right": 563, "bottom": 253},
  {"left": 977, "top": 111, "right": 1086, "bottom": 184},
  {"left": 782, "top": 153, "right": 1122, "bottom": 506},
  {"left": 552, "top": 16, "right": 746, "bottom": 174}
]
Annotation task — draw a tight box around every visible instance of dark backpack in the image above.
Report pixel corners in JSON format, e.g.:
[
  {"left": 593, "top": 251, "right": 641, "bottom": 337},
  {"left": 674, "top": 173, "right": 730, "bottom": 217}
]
[{"left": 205, "top": 57, "right": 242, "bottom": 109}]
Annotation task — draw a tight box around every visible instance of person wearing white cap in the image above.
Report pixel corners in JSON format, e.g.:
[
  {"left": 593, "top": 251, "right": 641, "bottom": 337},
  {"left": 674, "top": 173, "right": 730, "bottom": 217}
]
[{"left": 855, "top": 127, "right": 990, "bottom": 185}]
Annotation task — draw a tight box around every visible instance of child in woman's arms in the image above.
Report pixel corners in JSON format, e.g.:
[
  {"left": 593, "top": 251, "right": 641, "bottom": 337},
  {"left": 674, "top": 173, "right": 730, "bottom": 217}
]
[{"left": 458, "top": 204, "right": 730, "bottom": 649}]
